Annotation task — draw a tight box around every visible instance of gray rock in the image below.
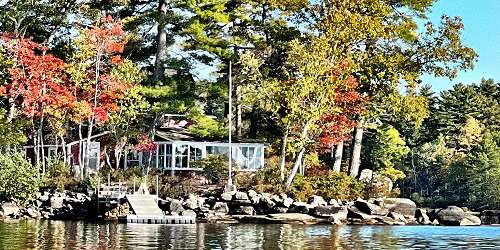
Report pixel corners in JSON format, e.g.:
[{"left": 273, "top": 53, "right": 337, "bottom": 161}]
[
  {"left": 1, "top": 202, "right": 20, "bottom": 216},
  {"left": 460, "top": 214, "right": 481, "bottom": 226},
  {"left": 169, "top": 199, "right": 184, "bottom": 214},
  {"left": 308, "top": 195, "right": 327, "bottom": 207},
  {"left": 312, "top": 205, "right": 348, "bottom": 221},
  {"left": 259, "top": 196, "right": 276, "bottom": 210},
  {"left": 233, "top": 206, "right": 255, "bottom": 215},
  {"left": 289, "top": 202, "right": 310, "bottom": 214},
  {"left": 374, "top": 216, "right": 405, "bottom": 226},
  {"left": 268, "top": 213, "right": 323, "bottom": 224},
  {"left": 38, "top": 194, "right": 50, "bottom": 203},
  {"left": 480, "top": 210, "right": 500, "bottom": 225},
  {"left": 50, "top": 196, "right": 65, "bottom": 209},
  {"left": 197, "top": 197, "right": 206, "bottom": 208},
  {"left": 213, "top": 202, "right": 229, "bottom": 214},
  {"left": 354, "top": 200, "right": 385, "bottom": 215},
  {"left": 328, "top": 199, "right": 339, "bottom": 207},
  {"left": 251, "top": 195, "right": 261, "bottom": 205},
  {"left": 359, "top": 169, "right": 373, "bottom": 182},
  {"left": 183, "top": 194, "right": 199, "bottom": 210},
  {"left": 347, "top": 207, "right": 373, "bottom": 220},
  {"left": 248, "top": 190, "right": 258, "bottom": 199},
  {"left": 27, "top": 207, "right": 41, "bottom": 218},
  {"left": 283, "top": 198, "right": 294, "bottom": 208},
  {"left": 388, "top": 211, "right": 407, "bottom": 224},
  {"left": 235, "top": 191, "right": 249, "bottom": 201},
  {"left": 416, "top": 208, "right": 431, "bottom": 225},
  {"left": 221, "top": 192, "right": 233, "bottom": 201},
  {"left": 272, "top": 206, "right": 289, "bottom": 214},
  {"left": 436, "top": 206, "right": 465, "bottom": 226},
  {"left": 271, "top": 194, "right": 283, "bottom": 204},
  {"left": 180, "top": 210, "right": 197, "bottom": 217},
  {"left": 383, "top": 198, "right": 417, "bottom": 217}
]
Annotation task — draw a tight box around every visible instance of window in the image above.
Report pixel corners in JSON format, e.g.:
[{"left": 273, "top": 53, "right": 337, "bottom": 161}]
[
  {"left": 189, "top": 145, "right": 203, "bottom": 162},
  {"left": 239, "top": 146, "right": 262, "bottom": 170},
  {"left": 157, "top": 144, "right": 172, "bottom": 169},
  {"left": 175, "top": 144, "right": 189, "bottom": 168}
]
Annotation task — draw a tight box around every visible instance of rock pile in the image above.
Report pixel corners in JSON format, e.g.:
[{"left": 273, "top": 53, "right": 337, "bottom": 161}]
[
  {"left": 154, "top": 190, "right": 483, "bottom": 226},
  {"left": 0, "top": 191, "right": 91, "bottom": 220}
]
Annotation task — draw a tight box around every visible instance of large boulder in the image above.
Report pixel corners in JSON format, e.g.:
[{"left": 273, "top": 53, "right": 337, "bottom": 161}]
[
  {"left": 308, "top": 195, "right": 327, "bottom": 207},
  {"left": 213, "top": 202, "right": 229, "bottom": 214},
  {"left": 288, "top": 202, "right": 311, "bottom": 214},
  {"left": 354, "top": 200, "right": 385, "bottom": 215},
  {"left": 169, "top": 199, "right": 184, "bottom": 214},
  {"left": 312, "top": 205, "right": 348, "bottom": 224},
  {"left": 388, "top": 211, "right": 407, "bottom": 224},
  {"left": 267, "top": 213, "right": 323, "bottom": 224},
  {"left": 235, "top": 191, "right": 249, "bottom": 201},
  {"left": 232, "top": 206, "right": 255, "bottom": 216},
  {"left": 383, "top": 198, "right": 416, "bottom": 217},
  {"left": 359, "top": 169, "right": 373, "bottom": 182},
  {"left": 480, "top": 210, "right": 500, "bottom": 225},
  {"left": 283, "top": 198, "right": 294, "bottom": 208},
  {"left": 435, "top": 206, "right": 465, "bottom": 226},
  {"left": 347, "top": 207, "right": 373, "bottom": 220},
  {"left": 259, "top": 196, "right": 276, "bottom": 211},
  {"left": 221, "top": 192, "right": 233, "bottom": 202},
  {"left": 416, "top": 208, "right": 431, "bottom": 225},
  {"left": 272, "top": 206, "right": 289, "bottom": 214},
  {"left": 247, "top": 190, "right": 258, "bottom": 199},
  {"left": 1, "top": 202, "right": 20, "bottom": 216},
  {"left": 50, "top": 196, "right": 65, "bottom": 209},
  {"left": 460, "top": 214, "right": 481, "bottom": 226},
  {"left": 183, "top": 194, "right": 199, "bottom": 210}
]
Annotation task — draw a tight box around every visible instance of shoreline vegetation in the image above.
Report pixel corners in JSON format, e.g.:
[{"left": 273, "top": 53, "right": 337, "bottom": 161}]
[{"left": 0, "top": 0, "right": 499, "bottom": 231}]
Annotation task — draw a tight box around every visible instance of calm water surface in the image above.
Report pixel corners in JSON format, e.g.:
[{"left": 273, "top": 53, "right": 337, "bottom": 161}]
[{"left": 0, "top": 221, "right": 499, "bottom": 249}]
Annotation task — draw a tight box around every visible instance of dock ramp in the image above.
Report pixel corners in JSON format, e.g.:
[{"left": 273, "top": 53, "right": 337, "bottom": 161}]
[{"left": 125, "top": 194, "right": 195, "bottom": 224}]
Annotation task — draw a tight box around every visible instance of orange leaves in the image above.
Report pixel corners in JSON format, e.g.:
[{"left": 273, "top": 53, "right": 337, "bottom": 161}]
[
  {"left": 83, "top": 15, "right": 126, "bottom": 64},
  {"left": 1, "top": 35, "right": 73, "bottom": 119}
]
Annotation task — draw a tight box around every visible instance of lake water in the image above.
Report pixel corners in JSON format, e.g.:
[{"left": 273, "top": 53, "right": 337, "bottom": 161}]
[{"left": 0, "top": 221, "right": 499, "bottom": 249}]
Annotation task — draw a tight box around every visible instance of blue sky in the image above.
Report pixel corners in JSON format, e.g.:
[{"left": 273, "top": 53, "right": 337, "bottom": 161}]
[{"left": 422, "top": 0, "right": 500, "bottom": 93}]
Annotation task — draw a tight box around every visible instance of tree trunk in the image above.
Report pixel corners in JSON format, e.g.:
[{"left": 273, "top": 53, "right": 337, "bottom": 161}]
[
  {"left": 236, "top": 85, "right": 242, "bottom": 138},
  {"left": 279, "top": 126, "right": 289, "bottom": 182},
  {"left": 114, "top": 136, "right": 127, "bottom": 170},
  {"left": 6, "top": 98, "right": 16, "bottom": 122},
  {"left": 249, "top": 105, "right": 258, "bottom": 139},
  {"left": 285, "top": 147, "right": 305, "bottom": 188},
  {"left": 333, "top": 141, "right": 343, "bottom": 172},
  {"left": 349, "top": 121, "right": 364, "bottom": 178},
  {"left": 153, "top": 0, "right": 168, "bottom": 80},
  {"left": 285, "top": 119, "right": 312, "bottom": 188}
]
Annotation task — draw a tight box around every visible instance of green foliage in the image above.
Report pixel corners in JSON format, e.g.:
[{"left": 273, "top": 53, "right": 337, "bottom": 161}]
[
  {"left": 370, "top": 125, "right": 409, "bottom": 181},
  {"left": 42, "top": 156, "right": 82, "bottom": 192},
  {"left": 0, "top": 150, "right": 40, "bottom": 205},
  {"left": 290, "top": 172, "right": 364, "bottom": 202},
  {"left": 191, "top": 155, "right": 237, "bottom": 184},
  {"left": 465, "top": 132, "right": 500, "bottom": 209},
  {"left": 187, "top": 108, "right": 227, "bottom": 139},
  {"left": 0, "top": 108, "right": 27, "bottom": 148}
]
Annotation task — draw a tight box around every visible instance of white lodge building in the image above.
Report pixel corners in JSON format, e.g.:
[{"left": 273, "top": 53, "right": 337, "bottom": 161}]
[{"left": 124, "top": 128, "right": 266, "bottom": 173}]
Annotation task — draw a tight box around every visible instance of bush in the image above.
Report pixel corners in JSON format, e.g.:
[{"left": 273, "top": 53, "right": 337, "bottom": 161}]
[
  {"left": 42, "top": 156, "right": 83, "bottom": 192},
  {"left": 0, "top": 150, "right": 41, "bottom": 205},
  {"left": 254, "top": 157, "right": 286, "bottom": 194},
  {"left": 290, "top": 171, "right": 364, "bottom": 202},
  {"left": 312, "top": 172, "right": 364, "bottom": 201},
  {"left": 191, "top": 155, "right": 237, "bottom": 184}
]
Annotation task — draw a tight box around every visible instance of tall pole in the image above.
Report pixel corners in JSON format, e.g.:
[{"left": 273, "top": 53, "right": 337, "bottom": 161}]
[{"left": 227, "top": 60, "right": 233, "bottom": 188}]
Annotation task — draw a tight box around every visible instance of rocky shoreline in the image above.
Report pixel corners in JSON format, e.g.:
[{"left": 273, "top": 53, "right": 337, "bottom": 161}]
[{"left": 1, "top": 189, "right": 499, "bottom": 226}]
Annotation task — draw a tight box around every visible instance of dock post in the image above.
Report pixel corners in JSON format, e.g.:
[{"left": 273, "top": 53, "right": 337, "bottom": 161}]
[{"left": 133, "top": 177, "right": 136, "bottom": 193}]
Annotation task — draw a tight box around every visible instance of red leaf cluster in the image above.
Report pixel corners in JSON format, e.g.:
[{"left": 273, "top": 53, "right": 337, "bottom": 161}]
[{"left": 134, "top": 134, "right": 157, "bottom": 152}]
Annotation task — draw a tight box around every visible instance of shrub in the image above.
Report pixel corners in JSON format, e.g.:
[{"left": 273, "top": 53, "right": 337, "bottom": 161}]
[
  {"left": 191, "top": 155, "right": 237, "bottom": 184},
  {"left": 42, "top": 156, "right": 84, "bottom": 192},
  {"left": 0, "top": 150, "right": 41, "bottom": 205},
  {"left": 289, "top": 171, "right": 364, "bottom": 202},
  {"left": 254, "top": 157, "right": 286, "bottom": 194}
]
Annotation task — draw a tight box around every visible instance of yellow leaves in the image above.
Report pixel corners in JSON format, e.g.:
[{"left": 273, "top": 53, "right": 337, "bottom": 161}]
[{"left": 459, "top": 117, "right": 483, "bottom": 149}]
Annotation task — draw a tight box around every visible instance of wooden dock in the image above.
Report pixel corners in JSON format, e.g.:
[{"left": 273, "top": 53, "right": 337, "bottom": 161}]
[
  {"left": 125, "top": 194, "right": 195, "bottom": 224},
  {"left": 125, "top": 214, "right": 196, "bottom": 224}
]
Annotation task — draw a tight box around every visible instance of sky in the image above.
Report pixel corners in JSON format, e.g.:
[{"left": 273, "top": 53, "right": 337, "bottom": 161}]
[{"left": 422, "top": 0, "right": 500, "bottom": 93}]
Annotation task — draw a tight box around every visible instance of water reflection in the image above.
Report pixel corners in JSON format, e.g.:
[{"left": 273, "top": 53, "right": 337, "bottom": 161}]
[{"left": 0, "top": 221, "right": 499, "bottom": 249}]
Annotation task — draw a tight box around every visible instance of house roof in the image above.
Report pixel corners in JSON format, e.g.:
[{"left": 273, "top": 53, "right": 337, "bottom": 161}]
[{"left": 155, "top": 128, "right": 268, "bottom": 144}]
